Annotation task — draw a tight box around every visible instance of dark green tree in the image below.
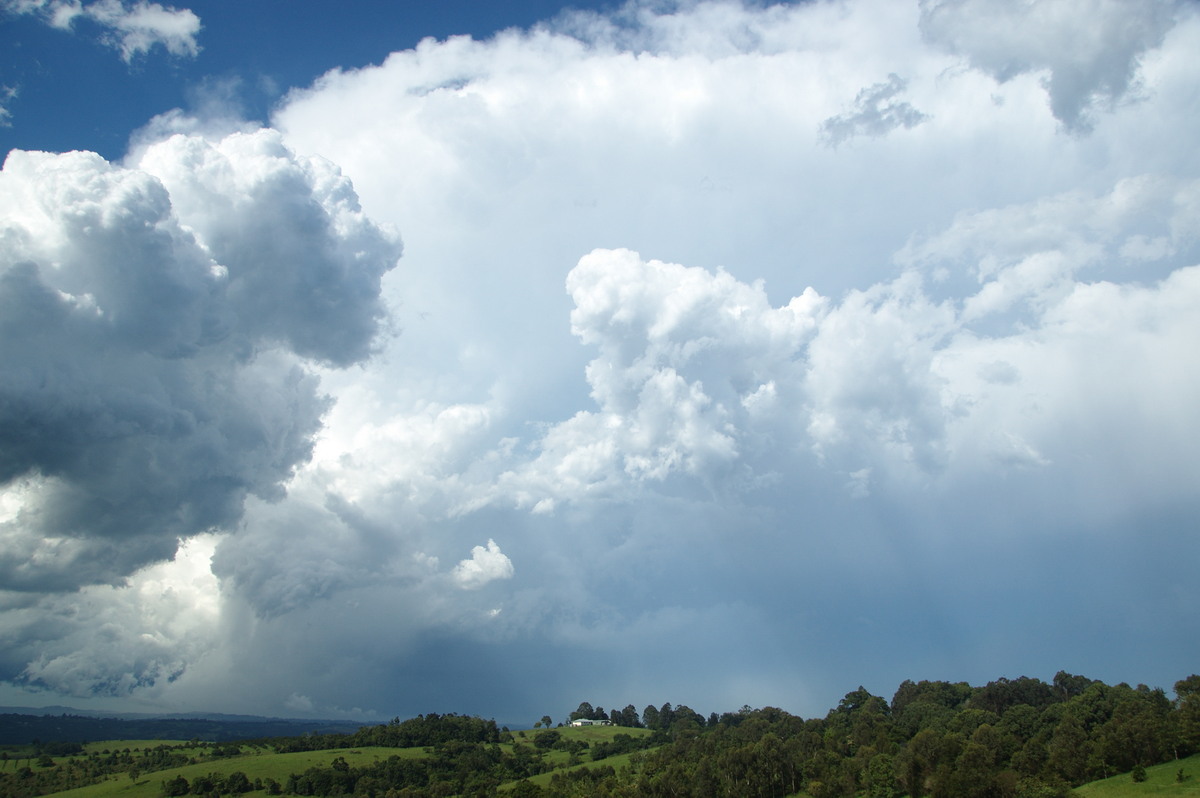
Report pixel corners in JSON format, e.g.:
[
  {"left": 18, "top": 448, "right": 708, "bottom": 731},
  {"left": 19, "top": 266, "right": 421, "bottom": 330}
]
[
  {"left": 1046, "top": 714, "right": 1091, "bottom": 784},
  {"left": 225, "top": 771, "right": 252, "bottom": 794},
  {"left": 163, "top": 775, "right": 190, "bottom": 796},
  {"left": 533, "top": 730, "right": 560, "bottom": 750},
  {"left": 864, "top": 753, "right": 900, "bottom": 798},
  {"left": 972, "top": 676, "right": 1056, "bottom": 716},
  {"left": 1176, "top": 675, "right": 1200, "bottom": 754},
  {"left": 1052, "top": 671, "right": 1095, "bottom": 702}
]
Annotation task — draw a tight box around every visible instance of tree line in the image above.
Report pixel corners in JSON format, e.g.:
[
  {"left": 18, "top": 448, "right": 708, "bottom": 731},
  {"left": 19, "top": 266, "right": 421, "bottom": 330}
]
[
  {"left": 558, "top": 701, "right": 707, "bottom": 731},
  {"left": 534, "top": 672, "right": 1200, "bottom": 797},
  {"left": 246, "top": 671, "right": 1200, "bottom": 797}
]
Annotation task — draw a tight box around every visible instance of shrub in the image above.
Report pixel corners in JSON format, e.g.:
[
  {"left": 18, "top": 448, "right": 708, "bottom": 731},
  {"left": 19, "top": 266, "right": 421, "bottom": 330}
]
[{"left": 163, "top": 775, "right": 190, "bottom": 796}]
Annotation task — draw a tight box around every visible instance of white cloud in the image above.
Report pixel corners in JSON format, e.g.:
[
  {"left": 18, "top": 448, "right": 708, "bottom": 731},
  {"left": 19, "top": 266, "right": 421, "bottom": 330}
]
[
  {"left": 249, "top": 0, "right": 1199, "bottom": 716},
  {"left": 452, "top": 539, "right": 514, "bottom": 590},
  {"left": 497, "top": 248, "right": 823, "bottom": 504},
  {"left": 2, "top": 0, "right": 202, "bottom": 61}
]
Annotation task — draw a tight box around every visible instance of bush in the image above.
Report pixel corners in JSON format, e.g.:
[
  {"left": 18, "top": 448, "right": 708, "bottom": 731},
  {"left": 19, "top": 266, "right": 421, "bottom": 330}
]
[
  {"left": 225, "top": 771, "right": 252, "bottom": 794},
  {"left": 163, "top": 775, "right": 190, "bottom": 796},
  {"left": 532, "top": 730, "right": 560, "bottom": 750}
]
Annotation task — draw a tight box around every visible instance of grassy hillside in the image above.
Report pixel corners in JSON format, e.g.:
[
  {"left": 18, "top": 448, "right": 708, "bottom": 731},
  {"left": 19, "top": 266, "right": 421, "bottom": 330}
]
[
  {"left": 1076, "top": 755, "right": 1200, "bottom": 797},
  {"left": 503, "top": 725, "right": 655, "bottom": 786},
  {"left": 26, "top": 726, "right": 658, "bottom": 798},
  {"left": 37, "top": 746, "right": 421, "bottom": 798}
]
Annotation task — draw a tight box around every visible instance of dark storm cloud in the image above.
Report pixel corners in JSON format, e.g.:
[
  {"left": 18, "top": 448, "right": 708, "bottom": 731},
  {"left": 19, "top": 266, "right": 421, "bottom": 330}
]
[{"left": 0, "top": 131, "right": 400, "bottom": 593}]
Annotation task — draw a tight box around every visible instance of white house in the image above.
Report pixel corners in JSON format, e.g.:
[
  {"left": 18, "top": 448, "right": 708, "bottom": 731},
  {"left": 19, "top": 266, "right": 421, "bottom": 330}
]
[{"left": 569, "top": 718, "right": 613, "bottom": 726}]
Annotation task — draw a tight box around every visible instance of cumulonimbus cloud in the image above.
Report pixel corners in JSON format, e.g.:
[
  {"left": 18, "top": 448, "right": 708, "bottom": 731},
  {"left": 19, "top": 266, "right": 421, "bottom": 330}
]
[{"left": 3, "top": 0, "right": 1199, "bottom": 718}]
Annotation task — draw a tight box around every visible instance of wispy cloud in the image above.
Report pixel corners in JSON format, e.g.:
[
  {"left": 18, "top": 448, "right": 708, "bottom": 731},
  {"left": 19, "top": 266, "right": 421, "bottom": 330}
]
[{"left": 3, "top": 0, "right": 201, "bottom": 61}]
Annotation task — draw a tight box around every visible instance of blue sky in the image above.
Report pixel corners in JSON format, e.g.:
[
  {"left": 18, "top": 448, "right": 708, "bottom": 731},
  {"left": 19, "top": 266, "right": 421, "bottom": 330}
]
[
  {"left": 0, "top": 1, "right": 617, "bottom": 158},
  {"left": 1, "top": 0, "right": 1199, "bottom": 727}
]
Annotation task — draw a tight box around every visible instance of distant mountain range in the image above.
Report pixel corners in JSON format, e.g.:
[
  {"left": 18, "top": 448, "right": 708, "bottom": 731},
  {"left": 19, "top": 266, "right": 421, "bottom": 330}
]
[{"left": 0, "top": 707, "right": 369, "bottom": 745}]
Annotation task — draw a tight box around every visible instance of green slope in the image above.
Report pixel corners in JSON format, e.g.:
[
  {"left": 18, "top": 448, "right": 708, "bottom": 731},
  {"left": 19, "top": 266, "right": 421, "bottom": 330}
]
[
  {"left": 38, "top": 747, "right": 417, "bottom": 798},
  {"left": 30, "top": 726, "right": 657, "bottom": 798},
  {"left": 1076, "top": 755, "right": 1200, "bottom": 797}
]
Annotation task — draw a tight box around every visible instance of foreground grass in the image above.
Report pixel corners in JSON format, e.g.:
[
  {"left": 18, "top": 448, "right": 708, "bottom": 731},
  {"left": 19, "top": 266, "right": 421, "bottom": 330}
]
[{"left": 1076, "top": 755, "right": 1200, "bottom": 797}]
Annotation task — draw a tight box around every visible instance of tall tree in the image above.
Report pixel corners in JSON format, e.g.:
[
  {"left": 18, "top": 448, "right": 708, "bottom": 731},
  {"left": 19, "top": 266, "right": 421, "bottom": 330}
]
[
  {"left": 1052, "top": 671, "right": 1095, "bottom": 703},
  {"left": 1047, "top": 714, "right": 1092, "bottom": 784},
  {"left": 1176, "top": 675, "right": 1200, "bottom": 754}
]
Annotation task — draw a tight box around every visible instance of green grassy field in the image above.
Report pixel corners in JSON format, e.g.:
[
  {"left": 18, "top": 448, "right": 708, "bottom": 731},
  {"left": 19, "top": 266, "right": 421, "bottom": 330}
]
[
  {"left": 500, "top": 725, "right": 656, "bottom": 790},
  {"left": 42, "top": 746, "right": 420, "bottom": 798},
  {"left": 29, "top": 726, "right": 658, "bottom": 798},
  {"left": 1075, "top": 755, "right": 1200, "bottom": 797},
  {"left": 501, "top": 748, "right": 647, "bottom": 792}
]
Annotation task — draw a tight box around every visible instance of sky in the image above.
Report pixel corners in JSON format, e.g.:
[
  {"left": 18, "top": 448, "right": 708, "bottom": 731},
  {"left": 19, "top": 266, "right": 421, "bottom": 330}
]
[{"left": 0, "top": 0, "right": 1198, "bottom": 728}]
